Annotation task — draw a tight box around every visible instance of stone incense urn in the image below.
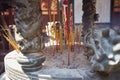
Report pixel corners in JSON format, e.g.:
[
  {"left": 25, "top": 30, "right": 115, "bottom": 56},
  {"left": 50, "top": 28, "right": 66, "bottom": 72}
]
[{"left": 3, "top": 0, "right": 46, "bottom": 79}]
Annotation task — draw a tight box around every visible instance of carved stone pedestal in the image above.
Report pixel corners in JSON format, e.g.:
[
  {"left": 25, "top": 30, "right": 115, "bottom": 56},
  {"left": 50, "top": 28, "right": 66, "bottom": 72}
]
[
  {"left": 1, "top": 50, "right": 86, "bottom": 80},
  {"left": 4, "top": 50, "right": 46, "bottom": 80},
  {"left": 17, "top": 52, "right": 45, "bottom": 72}
]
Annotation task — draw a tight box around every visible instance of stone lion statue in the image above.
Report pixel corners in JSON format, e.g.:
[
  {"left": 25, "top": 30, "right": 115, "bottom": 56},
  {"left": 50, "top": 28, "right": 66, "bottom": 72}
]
[{"left": 84, "top": 28, "right": 120, "bottom": 73}]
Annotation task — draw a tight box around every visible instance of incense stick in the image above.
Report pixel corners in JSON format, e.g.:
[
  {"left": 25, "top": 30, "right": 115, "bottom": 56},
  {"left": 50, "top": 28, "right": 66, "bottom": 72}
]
[{"left": 0, "top": 25, "right": 20, "bottom": 53}]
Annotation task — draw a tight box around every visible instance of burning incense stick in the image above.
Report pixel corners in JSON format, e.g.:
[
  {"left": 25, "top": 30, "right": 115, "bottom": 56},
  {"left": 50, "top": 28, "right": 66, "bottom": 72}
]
[{"left": 59, "top": 26, "right": 63, "bottom": 53}]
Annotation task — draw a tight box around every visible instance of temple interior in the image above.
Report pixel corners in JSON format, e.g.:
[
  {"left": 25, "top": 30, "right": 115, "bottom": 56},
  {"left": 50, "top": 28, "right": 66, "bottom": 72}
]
[{"left": 0, "top": 0, "right": 120, "bottom": 80}]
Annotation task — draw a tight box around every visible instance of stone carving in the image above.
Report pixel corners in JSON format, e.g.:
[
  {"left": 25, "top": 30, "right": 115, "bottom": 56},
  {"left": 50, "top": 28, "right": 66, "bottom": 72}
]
[
  {"left": 11, "top": 0, "right": 45, "bottom": 72},
  {"left": 84, "top": 28, "right": 120, "bottom": 73},
  {"left": 13, "top": 0, "right": 44, "bottom": 53},
  {"left": 82, "top": 0, "right": 96, "bottom": 35}
]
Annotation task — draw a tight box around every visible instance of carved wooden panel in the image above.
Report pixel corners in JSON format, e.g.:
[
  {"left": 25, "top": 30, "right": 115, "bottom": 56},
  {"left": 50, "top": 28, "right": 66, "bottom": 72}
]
[
  {"left": 40, "top": 0, "right": 59, "bottom": 26},
  {"left": 114, "top": 0, "right": 120, "bottom": 12},
  {"left": 114, "top": 0, "right": 120, "bottom": 7},
  {"left": 40, "top": 0, "right": 58, "bottom": 15}
]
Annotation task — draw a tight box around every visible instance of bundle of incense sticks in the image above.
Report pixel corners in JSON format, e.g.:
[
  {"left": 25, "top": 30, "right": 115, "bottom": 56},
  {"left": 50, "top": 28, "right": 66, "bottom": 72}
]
[
  {"left": 0, "top": 25, "right": 20, "bottom": 53},
  {"left": 0, "top": 13, "right": 20, "bottom": 53}
]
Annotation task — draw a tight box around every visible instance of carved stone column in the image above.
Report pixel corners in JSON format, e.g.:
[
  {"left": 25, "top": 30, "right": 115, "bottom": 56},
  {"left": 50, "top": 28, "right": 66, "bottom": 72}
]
[
  {"left": 13, "top": 0, "right": 44, "bottom": 53},
  {"left": 82, "top": 0, "right": 96, "bottom": 35}
]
